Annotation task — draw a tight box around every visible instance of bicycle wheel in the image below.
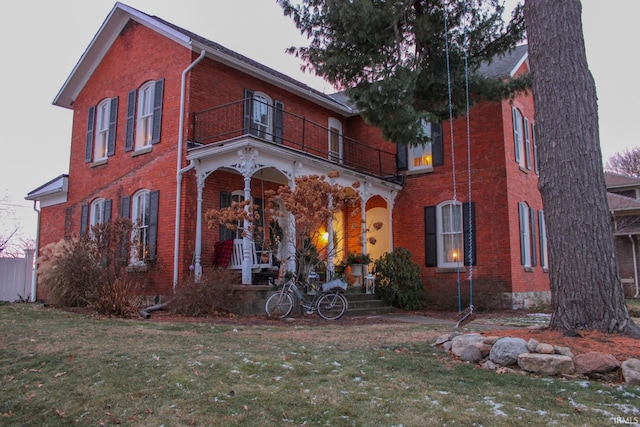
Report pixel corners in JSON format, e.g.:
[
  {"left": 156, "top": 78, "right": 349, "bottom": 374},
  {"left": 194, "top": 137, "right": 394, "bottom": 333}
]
[
  {"left": 317, "top": 292, "right": 347, "bottom": 320},
  {"left": 265, "top": 292, "right": 294, "bottom": 318}
]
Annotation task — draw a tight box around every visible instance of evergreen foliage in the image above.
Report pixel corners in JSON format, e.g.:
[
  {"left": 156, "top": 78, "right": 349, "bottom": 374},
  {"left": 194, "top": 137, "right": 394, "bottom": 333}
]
[
  {"left": 279, "top": 0, "right": 530, "bottom": 146},
  {"left": 374, "top": 248, "right": 424, "bottom": 310}
]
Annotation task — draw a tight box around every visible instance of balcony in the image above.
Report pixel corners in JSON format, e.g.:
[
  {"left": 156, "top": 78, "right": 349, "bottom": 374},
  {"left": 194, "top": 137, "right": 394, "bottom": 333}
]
[{"left": 191, "top": 99, "right": 400, "bottom": 182}]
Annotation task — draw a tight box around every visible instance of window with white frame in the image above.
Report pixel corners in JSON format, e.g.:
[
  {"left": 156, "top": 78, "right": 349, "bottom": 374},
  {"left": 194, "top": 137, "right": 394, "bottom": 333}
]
[
  {"left": 409, "top": 120, "right": 436, "bottom": 172},
  {"left": 328, "top": 117, "right": 343, "bottom": 163},
  {"left": 538, "top": 210, "right": 548, "bottom": 269},
  {"left": 95, "top": 100, "right": 111, "bottom": 161},
  {"left": 231, "top": 191, "right": 245, "bottom": 239},
  {"left": 90, "top": 198, "right": 105, "bottom": 229},
  {"left": 136, "top": 82, "right": 155, "bottom": 150},
  {"left": 512, "top": 107, "right": 525, "bottom": 168},
  {"left": 518, "top": 201, "right": 538, "bottom": 269},
  {"left": 131, "top": 190, "right": 150, "bottom": 264},
  {"left": 252, "top": 92, "right": 273, "bottom": 140},
  {"left": 437, "top": 201, "right": 463, "bottom": 267}
]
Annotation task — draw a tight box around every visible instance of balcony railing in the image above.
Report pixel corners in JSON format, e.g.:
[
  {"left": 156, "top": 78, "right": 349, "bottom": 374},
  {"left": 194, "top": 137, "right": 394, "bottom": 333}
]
[{"left": 192, "top": 99, "right": 399, "bottom": 181}]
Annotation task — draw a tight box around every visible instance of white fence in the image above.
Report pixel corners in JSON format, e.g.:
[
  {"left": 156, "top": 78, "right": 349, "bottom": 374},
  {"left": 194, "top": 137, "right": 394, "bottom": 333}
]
[{"left": 0, "top": 249, "right": 35, "bottom": 302}]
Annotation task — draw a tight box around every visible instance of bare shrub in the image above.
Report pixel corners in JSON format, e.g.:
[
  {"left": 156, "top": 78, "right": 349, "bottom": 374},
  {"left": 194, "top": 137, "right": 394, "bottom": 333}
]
[
  {"left": 93, "top": 278, "right": 143, "bottom": 318},
  {"left": 169, "top": 269, "right": 240, "bottom": 317}
]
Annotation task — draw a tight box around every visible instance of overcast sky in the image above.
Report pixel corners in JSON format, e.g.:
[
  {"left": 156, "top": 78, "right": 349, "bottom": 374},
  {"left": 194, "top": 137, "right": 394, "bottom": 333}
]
[{"left": 1, "top": 0, "right": 637, "bottom": 248}]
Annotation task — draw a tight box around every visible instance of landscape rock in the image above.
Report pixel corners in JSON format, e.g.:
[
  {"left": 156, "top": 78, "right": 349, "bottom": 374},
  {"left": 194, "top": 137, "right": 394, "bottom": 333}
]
[
  {"left": 554, "top": 346, "right": 574, "bottom": 358},
  {"left": 573, "top": 352, "right": 620, "bottom": 375},
  {"left": 433, "top": 334, "right": 451, "bottom": 346},
  {"left": 442, "top": 341, "right": 453, "bottom": 352},
  {"left": 451, "top": 334, "right": 485, "bottom": 357},
  {"left": 527, "top": 338, "right": 540, "bottom": 352},
  {"left": 459, "top": 345, "right": 483, "bottom": 363},
  {"left": 475, "top": 343, "right": 493, "bottom": 358},
  {"left": 481, "top": 360, "right": 498, "bottom": 370},
  {"left": 489, "top": 337, "right": 529, "bottom": 366},
  {"left": 483, "top": 336, "right": 501, "bottom": 345},
  {"left": 517, "top": 353, "right": 575, "bottom": 376},
  {"left": 621, "top": 358, "right": 640, "bottom": 386},
  {"left": 535, "top": 343, "right": 555, "bottom": 354}
]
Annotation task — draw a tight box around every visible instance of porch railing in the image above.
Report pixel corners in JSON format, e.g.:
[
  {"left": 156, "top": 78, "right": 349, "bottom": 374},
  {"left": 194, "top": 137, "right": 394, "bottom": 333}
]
[{"left": 192, "top": 99, "right": 400, "bottom": 181}]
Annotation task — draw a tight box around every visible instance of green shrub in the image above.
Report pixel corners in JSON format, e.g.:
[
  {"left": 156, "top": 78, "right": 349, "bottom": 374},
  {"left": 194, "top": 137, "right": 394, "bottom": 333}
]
[
  {"left": 374, "top": 248, "right": 424, "bottom": 310},
  {"left": 169, "top": 268, "right": 240, "bottom": 317}
]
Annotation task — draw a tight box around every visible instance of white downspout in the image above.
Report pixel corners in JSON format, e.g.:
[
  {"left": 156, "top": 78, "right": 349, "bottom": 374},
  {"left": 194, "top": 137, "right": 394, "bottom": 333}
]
[
  {"left": 173, "top": 49, "right": 206, "bottom": 291},
  {"left": 630, "top": 235, "right": 639, "bottom": 298}
]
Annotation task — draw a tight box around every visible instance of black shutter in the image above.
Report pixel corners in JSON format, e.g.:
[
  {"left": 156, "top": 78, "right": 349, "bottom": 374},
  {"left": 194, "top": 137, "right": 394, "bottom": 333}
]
[
  {"left": 147, "top": 190, "right": 159, "bottom": 260},
  {"left": 85, "top": 106, "right": 95, "bottom": 163},
  {"left": 243, "top": 89, "right": 254, "bottom": 135},
  {"left": 529, "top": 207, "right": 537, "bottom": 267},
  {"left": 104, "top": 199, "right": 112, "bottom": 223},
  {"left": 424, "top": 206, "right": 437, "bottom": 267},
  {"left": 219, "top": 191, "right": 234, "bottom": 241},
  {"left": 151, "top": 79, "right": 164, "bottom": 144},
  {"left": 80, "top": 204, "right": 89, "bottom": 235},
  {"left": 431, "top": 122, "right": 444, "bottom": 166},
  {"left": 121, "top": 196, "right": 131, "bottom": 219},
  {"left": 274, "top": 100, "right": 284, "bottom": 144},
  {"left": 538, "top": 210, "right": 546, "bottom": 267},
  {"left": 124, "top": 89, "right": 136, "bottom": 152},
  {"left": 532, "top": 123, "right": 539, "bottom": 175},
  {"left": 107, "top": 97, "right": 118, "bottom": 156},
  {"left": 463, "top": 202, "right": 476, "bottom": 266},
  {"left": 396, "top": 143, "right": 408, "bottom": 171}
]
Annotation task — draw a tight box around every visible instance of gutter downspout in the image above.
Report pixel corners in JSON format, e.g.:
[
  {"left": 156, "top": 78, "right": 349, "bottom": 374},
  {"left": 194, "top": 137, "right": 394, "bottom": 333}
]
[
  {"left": 30, "top": 201, "right": 40, "bottom": 302},
  {"left": 173, "top": 49, "right": 206, "bottom": 292},
  {"left": 630, "top": 235, "right": 639, "bottom": 298}
]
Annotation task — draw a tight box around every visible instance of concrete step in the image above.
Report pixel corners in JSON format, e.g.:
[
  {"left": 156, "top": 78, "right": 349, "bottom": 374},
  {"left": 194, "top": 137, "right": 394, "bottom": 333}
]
[{"left": 343, "top": 290, "right": 395, "bottom": 317}]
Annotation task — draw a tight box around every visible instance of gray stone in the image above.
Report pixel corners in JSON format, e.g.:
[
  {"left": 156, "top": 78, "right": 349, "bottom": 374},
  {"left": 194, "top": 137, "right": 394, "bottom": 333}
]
[
  {"left": 527, "top": 338, "right": 540, "bottom": 352},
  {"left": 483, "top": 336, "right": 501, "bottom": 345},
  {"left": 554, "top": 346, "right": 574, "bottom": 358},
  {"left": 517, "top": 353, "right": 575, "bottom": 376},
  {"left": 481, "top": 360, "right": 498, "bottom": 370},
  {"left": 621, "top": 358, "right": 640, "bottom": 386},
  {"left": 574, "top": 352, "right": 620, "bottom": 375},
  {"left": 475, "top": 343, "right": 493, "bottom": 358},
  {"left": 451, "top": 334, "right": 485, "bottom": 357},
  {"left": 535, "top": 343, "right": 555, "bottom": 354},
  {"left": 432, "top": 333, "right": 451, "bottom": 346},
  {"left": 489, "top": 337, "right": 529, "bottom": 366},
  {"left": 442, "top": 341, "right": 452, "bottom": 353},
  {"left": 459, "top": 345, "right": 483, "bottom": 362}
]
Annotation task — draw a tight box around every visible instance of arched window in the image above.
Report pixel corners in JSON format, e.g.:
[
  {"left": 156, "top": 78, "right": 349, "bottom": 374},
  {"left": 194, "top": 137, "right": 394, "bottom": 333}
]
[
  {"left": 131, "top": 189, "right": 151, "bottom": 264},
  {"left": 437, "top": 201, "right": 463, "bottom": 268},
  {"left": 94, "top": 99, "right": 111, "bottom": 161},
  {"left": 136, "top": 82, "right": 156, "bottom": 150},
  {"left": 90, "top": 198, "right": 105, "bottom": 229},
  {"left": 251, "top": 92, "right": 273, "bottom": 140}
]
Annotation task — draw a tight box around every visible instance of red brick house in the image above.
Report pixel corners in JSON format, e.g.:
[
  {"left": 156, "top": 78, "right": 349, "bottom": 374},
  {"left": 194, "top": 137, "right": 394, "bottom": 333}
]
[{"left": 26, "top": 2, "right": 549, "bottom": 310}]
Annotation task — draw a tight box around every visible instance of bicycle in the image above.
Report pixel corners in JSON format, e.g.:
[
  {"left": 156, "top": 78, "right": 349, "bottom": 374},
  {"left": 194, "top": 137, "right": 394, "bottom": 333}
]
[{"left": 265, "top": 273, "right": 348, "bottom": 320}]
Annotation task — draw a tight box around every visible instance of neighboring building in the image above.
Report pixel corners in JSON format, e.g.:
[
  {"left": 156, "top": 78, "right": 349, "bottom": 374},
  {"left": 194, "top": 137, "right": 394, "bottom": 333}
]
[
  {"left": 605, "top": 172, "right": 640, "bottom": 298},
  {"left": 26, "top": 2, "right": 549, "bottom": 310}
]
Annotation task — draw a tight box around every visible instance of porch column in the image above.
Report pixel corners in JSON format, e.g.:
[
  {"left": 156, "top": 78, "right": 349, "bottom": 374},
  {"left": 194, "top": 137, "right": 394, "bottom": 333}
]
[
  {"left": 360, "top": 182, "right": 370, "bottom": 277},
  {"left": 327, "top": 194, "right": 335, "bottom": 281},
  {"left": 242, "top": 175, "right": 253, "bottom": 284},
  {"left": 388, "top": 192, "right": 396, "bottom": 252},
  {"left": 194, "top": 174, "right": 205, "bottom": 279}
]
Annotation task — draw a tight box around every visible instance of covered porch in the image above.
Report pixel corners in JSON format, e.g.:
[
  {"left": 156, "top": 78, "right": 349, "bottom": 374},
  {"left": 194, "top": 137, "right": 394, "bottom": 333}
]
[{"left": 185, "top": 136, "right": 401, "bottom": 285}]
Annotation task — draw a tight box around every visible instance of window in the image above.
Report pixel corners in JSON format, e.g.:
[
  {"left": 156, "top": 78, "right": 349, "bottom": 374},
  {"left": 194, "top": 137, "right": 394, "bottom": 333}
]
[
  {"left": 512, "top": 107, "right": 525, "bottom": 167},
  {"left": 129, "top": 190, "right": 159, "bottom": 264},
  {"left": 125, "top": 80, "right": 164, "bottom": 152},
  {"left": 328, "top": 118, "right": 343, "bottom": 163},
  {"left": 243, "top": 89, "right": 284, "bottom": 143},
  {"left": 95, "top": 100, "right": 111, "bottom": 161},
  {"left": 519, "top": 202, "right": 537, "bottom": 269},
  {"left": 398, "top": 121, "right": 443, "bottom": 172},
  {"left": 532, "top": 123, "right": 539, "bottom": 175},
  {"left": 409, "top": 121, "right": 436, "bottom": 171},
  {"left": 524, "top": 117, "right": 532, "bottom": 170},
  {"left": 425, "top": 201, "right": 475, "bottom": 268},
  {"left": 90, "top": 198, "right": 106, "bottom": 229},
  {"left": 538, "top": 210, "right": 548, "bottom": 269},
  {"left": 85, "top": 97, "right": 117, "bottom": 163}
]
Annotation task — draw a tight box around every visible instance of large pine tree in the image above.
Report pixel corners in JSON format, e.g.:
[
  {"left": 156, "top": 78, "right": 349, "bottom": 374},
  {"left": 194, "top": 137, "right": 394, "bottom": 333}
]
[{"left": 280, "top": 0, "right": 639, "bottom": 336}]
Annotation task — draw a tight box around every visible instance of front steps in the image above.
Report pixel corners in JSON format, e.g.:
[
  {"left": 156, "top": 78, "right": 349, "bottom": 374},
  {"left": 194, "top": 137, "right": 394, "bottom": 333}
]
[{"left": 343, "top": 287, "right": 395, "bottom": 317}]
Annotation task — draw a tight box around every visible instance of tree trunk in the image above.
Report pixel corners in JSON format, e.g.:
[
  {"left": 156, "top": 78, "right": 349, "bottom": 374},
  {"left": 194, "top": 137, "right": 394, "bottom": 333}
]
[{"left": 524, "top": 0, "right": 638, "bottom": 336}]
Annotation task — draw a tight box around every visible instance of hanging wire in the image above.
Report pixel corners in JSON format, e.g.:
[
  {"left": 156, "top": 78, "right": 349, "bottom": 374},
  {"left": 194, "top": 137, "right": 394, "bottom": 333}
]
[
  {"left": 462, "top": 0, "right": 474, "bottom": 311},
  {"left": 443, "top": 3, "right": 461, "bottom": 313}
]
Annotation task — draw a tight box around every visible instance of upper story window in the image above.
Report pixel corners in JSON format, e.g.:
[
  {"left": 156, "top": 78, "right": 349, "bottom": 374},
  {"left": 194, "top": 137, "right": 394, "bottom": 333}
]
[
  {"left": 243, "top": 89, "right": 284, "bottom": 144},
  {"left": 512, "top": 107, "right": 534, "bottom": 171},
  {"left": 124, "top": 79, "right": 164, "bottom": 153},
  {"left": 328, "top": 117, "right": 343, "bottom": 163},
  {"left": 409, "top": 121, "right": 439, "bottom": 172},
  {"left": 85, "top": 97, "right": 118, "bottom": 163}
]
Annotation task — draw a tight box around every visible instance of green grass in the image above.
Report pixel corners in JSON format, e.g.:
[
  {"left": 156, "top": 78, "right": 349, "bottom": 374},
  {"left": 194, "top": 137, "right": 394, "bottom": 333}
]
[{"left": 1, "top": 304, "right": 639, "bottom": 426}]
